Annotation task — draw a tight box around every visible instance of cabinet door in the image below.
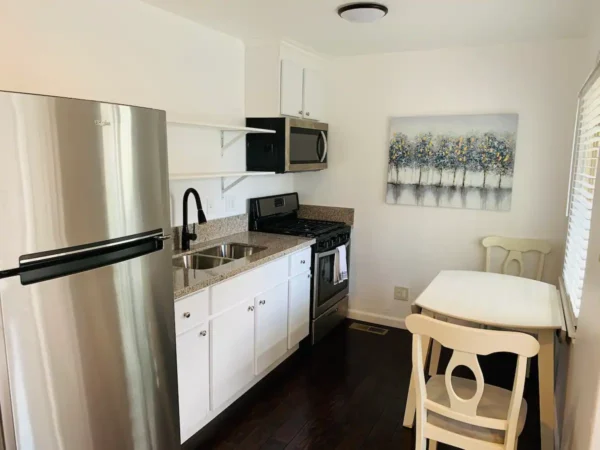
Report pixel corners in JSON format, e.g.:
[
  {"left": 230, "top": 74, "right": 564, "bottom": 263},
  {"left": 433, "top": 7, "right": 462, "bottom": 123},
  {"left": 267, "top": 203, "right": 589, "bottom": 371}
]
[
  {"left": 255, "top": 282, "right": 289, "bottom": 374},
  {"left": 280, "top": 59, "right": 304, "bottom": 118},
  {"left": 288, "top": 271, "right": 311, "bottom": 349},
  {"left": 177, "top": 324, "right": 209, "bottom": 443},
  {"left": 210, "top": 299, "right": 255, "bottom": 410},
  {"left": 303, "top": 68, "right": 324, "bottom": 121}
]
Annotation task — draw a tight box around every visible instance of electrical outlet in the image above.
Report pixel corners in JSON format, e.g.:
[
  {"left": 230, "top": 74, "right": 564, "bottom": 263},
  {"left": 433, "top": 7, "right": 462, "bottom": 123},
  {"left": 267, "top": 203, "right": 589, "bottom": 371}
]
[
  {"left": 394, "top": 286, "right": 409, "bottom": 301},
  {"left": 206, "top": 198, "right": 216, "bottom": 211},
  {"left": 225, "top": 196, "right": 236, "bottom": 212}
]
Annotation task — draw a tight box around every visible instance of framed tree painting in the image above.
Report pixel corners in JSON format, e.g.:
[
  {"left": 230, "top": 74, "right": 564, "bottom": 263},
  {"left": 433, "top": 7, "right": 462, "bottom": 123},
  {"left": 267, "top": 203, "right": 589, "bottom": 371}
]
[{"left": 386, "top": 113, "right": 519, "bottom": 211}]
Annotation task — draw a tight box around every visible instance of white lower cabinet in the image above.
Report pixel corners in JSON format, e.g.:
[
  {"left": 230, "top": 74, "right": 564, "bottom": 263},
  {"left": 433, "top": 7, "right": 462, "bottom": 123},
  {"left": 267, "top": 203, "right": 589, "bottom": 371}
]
[
  {"left": 178, "top": 248, "right": 315, "bottom": 443},
  {"left": 210, "top": 298, "right": 255, "bottom": 411},
  {"left": 288, "top": 271, "right": 311, "bottom": 349},
  {"left": 177, "top": 323, "right": 209, "bottom": 443},
  {"left": 255, "top": 282, "right": 289, "bottom": 374}
]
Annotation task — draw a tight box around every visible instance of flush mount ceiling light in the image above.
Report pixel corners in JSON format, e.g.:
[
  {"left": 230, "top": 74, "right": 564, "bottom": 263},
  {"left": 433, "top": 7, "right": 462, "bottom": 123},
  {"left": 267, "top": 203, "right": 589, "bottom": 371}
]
[{"left": 337, "top": 2, "right": 388, "bottom": 23}]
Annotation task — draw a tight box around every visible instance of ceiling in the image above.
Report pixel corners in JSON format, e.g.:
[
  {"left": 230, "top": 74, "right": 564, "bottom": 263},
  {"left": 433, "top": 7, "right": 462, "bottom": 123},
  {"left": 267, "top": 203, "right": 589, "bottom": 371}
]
[{"left": 145, "top": 0, "right": 590, "bottom": 56}]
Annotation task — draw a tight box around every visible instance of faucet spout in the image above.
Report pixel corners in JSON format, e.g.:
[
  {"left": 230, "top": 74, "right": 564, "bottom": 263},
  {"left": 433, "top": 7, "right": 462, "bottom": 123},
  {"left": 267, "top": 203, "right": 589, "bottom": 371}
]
[{"left": 181, "top": 188, "right": 207, "bottom": 251}]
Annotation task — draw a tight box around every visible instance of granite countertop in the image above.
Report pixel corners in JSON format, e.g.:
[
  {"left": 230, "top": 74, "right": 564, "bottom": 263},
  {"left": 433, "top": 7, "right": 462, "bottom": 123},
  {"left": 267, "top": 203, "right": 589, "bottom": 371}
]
[{"left": 172, "top": 232, "right": 315, "bottom": 300}]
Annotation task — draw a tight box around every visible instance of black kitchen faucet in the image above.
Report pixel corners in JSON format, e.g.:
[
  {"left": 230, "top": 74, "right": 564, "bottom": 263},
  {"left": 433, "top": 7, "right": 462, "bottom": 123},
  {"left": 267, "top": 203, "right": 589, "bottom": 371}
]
[{"left": 181, "top": 188, "right": 207, "bottom": 251}]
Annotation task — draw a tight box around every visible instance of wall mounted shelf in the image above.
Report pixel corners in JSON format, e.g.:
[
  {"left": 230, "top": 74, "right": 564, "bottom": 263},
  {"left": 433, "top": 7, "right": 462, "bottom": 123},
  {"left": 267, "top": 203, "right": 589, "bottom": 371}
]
[
  {"left": 167, "top": 119, "right": 275, "bottom": 154},
  {"left": 169, "top": 172, "right": 276, "bottom": 197}
]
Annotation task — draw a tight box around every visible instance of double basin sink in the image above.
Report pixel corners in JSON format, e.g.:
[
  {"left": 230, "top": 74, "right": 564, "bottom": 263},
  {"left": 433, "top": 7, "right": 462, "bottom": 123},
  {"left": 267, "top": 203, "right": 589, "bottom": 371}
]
[{"left": 173, "top": 243, "right": 267, "bottom": 270}]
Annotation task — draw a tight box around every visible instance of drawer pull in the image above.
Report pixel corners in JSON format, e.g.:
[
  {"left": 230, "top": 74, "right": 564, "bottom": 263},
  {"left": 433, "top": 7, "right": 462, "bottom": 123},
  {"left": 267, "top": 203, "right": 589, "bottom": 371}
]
[
  {"left": 183, "top": 312, "right": 191, "bottom": 319},
  {"left": 199, "top": 330, "right": 207, "bottom": 337},
  {"left": 259, "top": 300, "right": 266, "bottom": 305},
  {"left": 301, "top": 260, "right": 306, "bottom": 264},
  {"left": 248, "top": 306, "right": 254, "bottom": 312}
]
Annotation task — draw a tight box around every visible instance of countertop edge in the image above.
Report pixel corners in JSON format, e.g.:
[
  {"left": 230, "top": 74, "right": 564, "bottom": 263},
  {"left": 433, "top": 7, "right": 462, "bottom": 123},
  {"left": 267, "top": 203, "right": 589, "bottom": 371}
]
[{"left": 173, "top": 237, "right": 315, "bottom": 300}]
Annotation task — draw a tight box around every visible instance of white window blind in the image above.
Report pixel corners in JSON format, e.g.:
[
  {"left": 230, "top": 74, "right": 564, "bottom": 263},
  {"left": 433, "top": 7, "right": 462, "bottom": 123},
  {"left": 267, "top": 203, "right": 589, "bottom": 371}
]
[{"left": 563, "top": 65, "right": 600, "bottom": 318}]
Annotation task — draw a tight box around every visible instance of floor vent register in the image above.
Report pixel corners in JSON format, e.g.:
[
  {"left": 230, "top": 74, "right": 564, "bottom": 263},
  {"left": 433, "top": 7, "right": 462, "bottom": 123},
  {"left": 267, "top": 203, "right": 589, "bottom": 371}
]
[{"left": 349, "top": 322, "right": 389, "bottom": 336}]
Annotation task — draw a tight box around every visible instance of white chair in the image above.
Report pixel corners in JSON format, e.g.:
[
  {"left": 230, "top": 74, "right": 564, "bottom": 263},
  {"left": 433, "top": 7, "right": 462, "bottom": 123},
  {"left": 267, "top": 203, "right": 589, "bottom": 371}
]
[
  {"left": 482, "top": 236, "right": 551, "bottom": 281},
  {"left": 406, "top": 314, "right": 539, "bottom": 450},
  {"left": 428, "top": 236, "right": 551, "bottom": 378}
]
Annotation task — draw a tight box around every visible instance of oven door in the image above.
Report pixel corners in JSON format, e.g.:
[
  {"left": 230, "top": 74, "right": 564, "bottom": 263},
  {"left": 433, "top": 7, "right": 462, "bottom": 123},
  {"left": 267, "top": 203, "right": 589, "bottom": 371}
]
[
  {"left": 313, "top": 240, "right": 350, "bottom": 319},
  {"left": 286, "top": 118, "right": 328, "bottom": 172}
]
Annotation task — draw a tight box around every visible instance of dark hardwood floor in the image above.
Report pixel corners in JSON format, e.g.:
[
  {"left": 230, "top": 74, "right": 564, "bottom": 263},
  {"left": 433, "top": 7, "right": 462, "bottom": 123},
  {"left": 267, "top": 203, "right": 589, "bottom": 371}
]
[{"left": 186, "top": 320, "right": 541, "bottom": 450}]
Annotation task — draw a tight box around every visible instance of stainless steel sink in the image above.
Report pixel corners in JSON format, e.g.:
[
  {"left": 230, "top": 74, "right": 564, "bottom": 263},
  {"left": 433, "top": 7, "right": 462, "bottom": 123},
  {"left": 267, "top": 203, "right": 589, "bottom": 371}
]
[
  {"left": 196, "top": 243, "right": 267, "bottom": 260},
  {"left": 172, "top": 254, "right": 234, "bottom": 270}
]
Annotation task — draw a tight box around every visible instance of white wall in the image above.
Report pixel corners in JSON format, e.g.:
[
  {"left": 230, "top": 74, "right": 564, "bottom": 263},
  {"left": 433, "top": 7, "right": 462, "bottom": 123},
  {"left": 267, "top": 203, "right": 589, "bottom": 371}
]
[
  {"left": 295, "top": 39, "right": 588, "bottom": 323},
  {"left": 0, "top": 0, "right": 294, "bottom": 227},
  {"left": 560, "top": 17, "right": 600, "bottom": 450}
]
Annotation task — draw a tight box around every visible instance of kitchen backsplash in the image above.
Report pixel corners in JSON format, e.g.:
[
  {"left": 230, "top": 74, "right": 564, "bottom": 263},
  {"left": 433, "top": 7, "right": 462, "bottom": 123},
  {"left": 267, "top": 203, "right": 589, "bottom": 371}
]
[
  {"left": 298, "top": 205, "right": 355, "bottom": 226},
  {"left": 171, "top": 205, "right": 354, "bottom": 250},
  {"left": 172, "top": 214, "right": 248, "bottom": 250}
]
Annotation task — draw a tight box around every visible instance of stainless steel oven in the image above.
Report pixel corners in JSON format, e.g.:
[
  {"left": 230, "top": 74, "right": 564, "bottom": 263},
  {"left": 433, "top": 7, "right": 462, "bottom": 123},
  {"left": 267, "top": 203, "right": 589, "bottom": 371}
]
[
  {"left": 246, "top": 117, "right": 328, "bottom": 173},
  {"left": 313, "top": 240, "right": 350, "bottom": 319},
  {"left": 310, "top": 235, "right": 350, "bottom": 344}
]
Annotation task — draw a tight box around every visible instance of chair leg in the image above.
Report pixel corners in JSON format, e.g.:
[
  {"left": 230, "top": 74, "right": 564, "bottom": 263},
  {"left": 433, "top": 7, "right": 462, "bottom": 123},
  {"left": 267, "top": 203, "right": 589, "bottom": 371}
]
[
  {"left": 526, "top": 359, "right": 531, "bottom": 379},
  {"left": 429, "top": 341, "right": 441, "bottom": 376},
  {"left": 428, "top": 440, "right": 438, "bottom": 450}
]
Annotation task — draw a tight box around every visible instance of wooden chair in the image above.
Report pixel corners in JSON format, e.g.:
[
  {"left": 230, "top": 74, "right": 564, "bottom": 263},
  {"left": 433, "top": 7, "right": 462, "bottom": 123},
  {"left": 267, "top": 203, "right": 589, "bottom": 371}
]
[
  {"left": 428, "top": 236, "right": 550, "bottom": 378},
  {"left": 482, "top": 236, "right": 551, "bottom": 281},
  {"left": 406, "top": 314, "right": 539, "bottom": 450}
]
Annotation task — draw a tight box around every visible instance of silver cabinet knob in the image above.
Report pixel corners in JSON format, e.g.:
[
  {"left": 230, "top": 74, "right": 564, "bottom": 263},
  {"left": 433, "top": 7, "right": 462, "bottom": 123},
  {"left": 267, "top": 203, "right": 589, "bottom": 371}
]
[
  {"left": 306, "top": 112, "right": 310, "bottom": 117},
  {"left": 183, "top": 312, "right": 191, "bottom": 319},
  {"left": 259, "top": 300, "right": 266, "bottom": 305},
  {"left": 307, "top": 273, "right": 311, "bottom": 279},
  {"left": 248, "top": 306, "right": 254, "bottom": 312},
  {"left": 301, "top": 260, "right": 305, "bottom": 264},
  {"left": 199, "top": 330, "right": 207, "bottom": 337},
  {"left": 298, "top": 110, "right": 303, "bottom": 115}
]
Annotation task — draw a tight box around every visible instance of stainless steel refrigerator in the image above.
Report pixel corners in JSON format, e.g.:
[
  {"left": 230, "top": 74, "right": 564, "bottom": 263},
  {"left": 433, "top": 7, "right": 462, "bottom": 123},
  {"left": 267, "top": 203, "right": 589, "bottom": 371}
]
[{"left": 0, "top": 91, "right": 179, "bottom": 449}]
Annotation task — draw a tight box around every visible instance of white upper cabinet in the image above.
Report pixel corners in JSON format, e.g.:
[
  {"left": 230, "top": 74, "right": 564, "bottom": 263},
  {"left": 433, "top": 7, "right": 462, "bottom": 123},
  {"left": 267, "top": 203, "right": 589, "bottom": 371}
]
[
  {"left": 177, "top": 324, "right": 209, "bottom": 443},
  {"left": 246, "top": 42, "right": 326, "bottom": 121},
  {"left": 210, "top": 298, "right": 255, "bottom": 411},
  {"left": 302, "top": 68, "right": 324, "bottom": 121},
  {"left": 254, "top": 282, "right": 290, "bottom": 374},
  {"left": 280, "top": 60, "right": 324, "bottom": 120},
  {"left": 280, "top": 59, "right": 304, "bottom": 118}
]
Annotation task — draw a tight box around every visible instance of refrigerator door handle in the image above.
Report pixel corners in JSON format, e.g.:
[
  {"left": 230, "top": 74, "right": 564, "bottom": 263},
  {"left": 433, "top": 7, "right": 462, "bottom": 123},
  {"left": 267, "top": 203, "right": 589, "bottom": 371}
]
[
  {"left": 0, "top": 229, "right": 169, "bottom": 285},
  {"left": 20, "top": 230, "right": 166, "bottom": 265}
]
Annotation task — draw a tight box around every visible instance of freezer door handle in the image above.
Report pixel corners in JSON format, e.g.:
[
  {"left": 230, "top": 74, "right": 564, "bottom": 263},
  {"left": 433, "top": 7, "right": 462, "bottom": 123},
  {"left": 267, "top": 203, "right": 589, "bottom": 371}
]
[{"left": 0, "top": 229, "right": 168, "bottom": 285}]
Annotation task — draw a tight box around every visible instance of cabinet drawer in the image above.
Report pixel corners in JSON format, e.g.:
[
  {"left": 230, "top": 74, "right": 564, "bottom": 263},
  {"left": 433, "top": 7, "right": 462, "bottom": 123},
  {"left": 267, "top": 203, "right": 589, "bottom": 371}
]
[
  {"left": 175, "top": 289, "right": 209, "bottom": 335},
  {"left": 289, "top": 247, "right": 312, "bottom": 277},
  {"left": 210, "top": 258, "right": 288, "bottom": 316}
]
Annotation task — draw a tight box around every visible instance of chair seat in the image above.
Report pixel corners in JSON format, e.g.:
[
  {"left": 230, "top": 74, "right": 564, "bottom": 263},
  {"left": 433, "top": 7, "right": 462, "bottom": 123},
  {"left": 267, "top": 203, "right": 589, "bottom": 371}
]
[{"left": 426, "top": 375, "right": 527, "bottom": 444}]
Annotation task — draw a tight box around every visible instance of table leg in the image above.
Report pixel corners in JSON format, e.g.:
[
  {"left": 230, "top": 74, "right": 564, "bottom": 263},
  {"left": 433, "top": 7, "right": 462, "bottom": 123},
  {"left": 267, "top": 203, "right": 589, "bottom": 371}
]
[
  {"left": 403, "top": 310, "right": 433, "bottom": 428},
  {"left": 538, "top": 330, "right": 555, "bottom": 450}
]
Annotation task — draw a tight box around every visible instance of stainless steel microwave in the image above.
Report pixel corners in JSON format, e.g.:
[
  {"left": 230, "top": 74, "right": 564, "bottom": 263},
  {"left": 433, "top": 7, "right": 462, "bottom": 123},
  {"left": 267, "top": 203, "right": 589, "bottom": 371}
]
[{"left": 246, "top": 117, "right": 328, "bottom": 173}]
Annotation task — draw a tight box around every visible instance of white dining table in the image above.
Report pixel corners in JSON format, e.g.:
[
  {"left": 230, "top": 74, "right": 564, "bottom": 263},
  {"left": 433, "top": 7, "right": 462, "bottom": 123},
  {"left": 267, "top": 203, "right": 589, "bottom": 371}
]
[{"left": 402, "top": 270, "right": 564, "bottom": 450}]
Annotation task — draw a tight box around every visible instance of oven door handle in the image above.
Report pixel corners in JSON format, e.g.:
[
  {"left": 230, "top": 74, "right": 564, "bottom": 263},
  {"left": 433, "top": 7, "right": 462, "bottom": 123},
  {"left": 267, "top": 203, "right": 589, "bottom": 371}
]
[{"left": 316, "top": 241, "right": 350, "bottom": 258}]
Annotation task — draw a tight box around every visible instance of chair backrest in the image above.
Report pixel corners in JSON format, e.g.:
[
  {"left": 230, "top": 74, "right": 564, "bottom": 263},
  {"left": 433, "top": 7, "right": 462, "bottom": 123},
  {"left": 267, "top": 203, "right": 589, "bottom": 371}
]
[
  {"left": 482, "top": 236, "right": 551, "bottom": 281},
  {"left": 405, "top": 314, "right": 539, "bottom": 448}
]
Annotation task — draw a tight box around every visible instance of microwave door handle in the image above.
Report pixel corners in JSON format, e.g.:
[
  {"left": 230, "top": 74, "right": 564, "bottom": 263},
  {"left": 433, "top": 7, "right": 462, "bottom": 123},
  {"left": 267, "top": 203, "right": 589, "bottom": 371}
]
[{"left": 320, "top": 131, "right": 328, "bottom": 163}]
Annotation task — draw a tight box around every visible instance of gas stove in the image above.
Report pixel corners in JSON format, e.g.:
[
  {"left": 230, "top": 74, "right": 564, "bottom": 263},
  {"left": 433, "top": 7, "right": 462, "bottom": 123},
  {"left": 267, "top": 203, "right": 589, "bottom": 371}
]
[
  {"left": 249, "top": 193, "right": 350, "bottom": 250},
  {"left": 259, "top": 218, "right": 343, "bottom": 238},
  {"left": 249, "top": 193, "right": 351, "bottom": 345}
]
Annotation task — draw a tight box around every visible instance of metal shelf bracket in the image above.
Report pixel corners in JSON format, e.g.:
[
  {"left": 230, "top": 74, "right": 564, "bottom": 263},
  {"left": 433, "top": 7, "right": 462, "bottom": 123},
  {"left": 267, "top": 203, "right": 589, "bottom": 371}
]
[
  {"left": 220, "top": 131, "right": 246, "bottom": 155},
  {"left": 220, "top": 175, "right": 248, "bottom": 198}
]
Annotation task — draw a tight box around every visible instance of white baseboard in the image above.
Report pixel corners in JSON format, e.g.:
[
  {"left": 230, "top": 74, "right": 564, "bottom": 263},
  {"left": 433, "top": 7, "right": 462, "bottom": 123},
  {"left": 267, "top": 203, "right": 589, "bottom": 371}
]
[{"left": 347, "top": 309, "right": 407, "bottom": 330}]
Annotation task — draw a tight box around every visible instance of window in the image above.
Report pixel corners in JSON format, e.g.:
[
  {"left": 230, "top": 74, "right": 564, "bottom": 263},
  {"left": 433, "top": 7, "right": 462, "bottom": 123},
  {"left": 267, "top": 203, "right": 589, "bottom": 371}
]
[{"left": 563, "top": 64, "right": 600, "bottom": 319}]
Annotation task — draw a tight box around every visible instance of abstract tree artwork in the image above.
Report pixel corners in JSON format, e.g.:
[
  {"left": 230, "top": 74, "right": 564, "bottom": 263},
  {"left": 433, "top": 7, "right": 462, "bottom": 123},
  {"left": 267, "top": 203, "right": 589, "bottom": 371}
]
[{"left": 386, "top": 114, "right": 518, "bottom": 211}]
